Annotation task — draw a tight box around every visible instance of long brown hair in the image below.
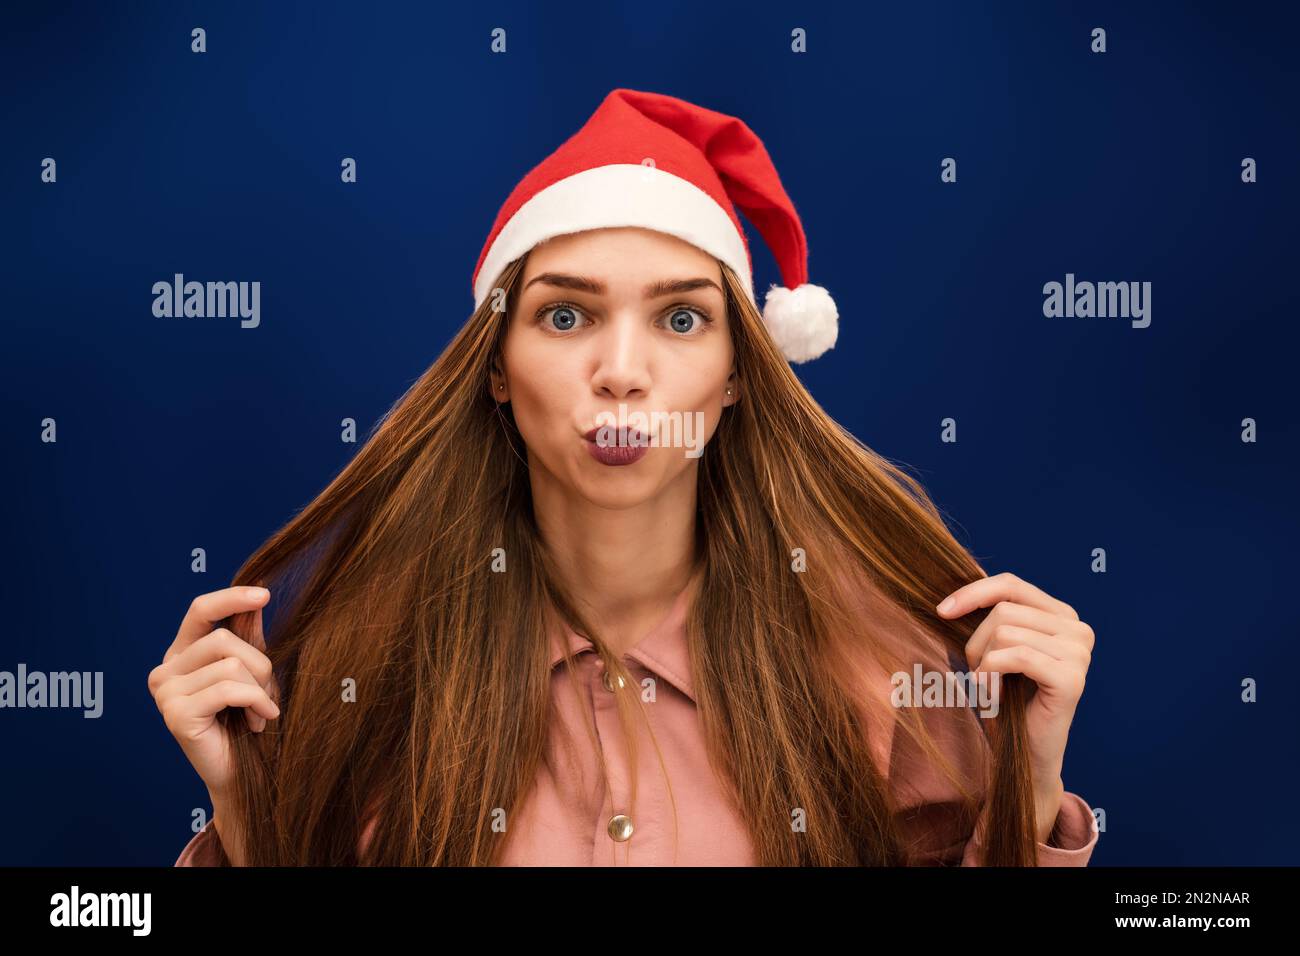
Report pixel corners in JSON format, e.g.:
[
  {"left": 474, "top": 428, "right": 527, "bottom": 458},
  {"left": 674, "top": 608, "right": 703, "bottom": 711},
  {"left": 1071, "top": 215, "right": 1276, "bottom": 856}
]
[{"left": 212, "top": 251, "right": 1041, "bottom": 866}]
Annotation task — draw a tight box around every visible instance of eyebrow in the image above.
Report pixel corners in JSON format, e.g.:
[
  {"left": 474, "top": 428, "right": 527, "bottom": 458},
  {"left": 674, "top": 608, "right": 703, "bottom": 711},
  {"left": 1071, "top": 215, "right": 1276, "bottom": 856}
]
[{"left": 522, "top": 272, "right": 723, "bottom": 299}]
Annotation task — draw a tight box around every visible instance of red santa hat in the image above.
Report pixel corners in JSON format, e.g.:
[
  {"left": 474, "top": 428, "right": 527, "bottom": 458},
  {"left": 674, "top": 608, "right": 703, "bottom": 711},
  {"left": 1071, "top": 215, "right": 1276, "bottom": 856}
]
[{"left": 471, "top": 88, "right": 839, "bottom": 364}]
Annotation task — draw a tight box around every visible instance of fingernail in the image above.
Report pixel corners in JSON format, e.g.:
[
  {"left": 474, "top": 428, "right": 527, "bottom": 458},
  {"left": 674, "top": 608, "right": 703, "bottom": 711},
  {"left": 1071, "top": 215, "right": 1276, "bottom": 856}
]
[
  {"left": 937, "top": 596, "right": 955, "bottom": 613},
  {"left": 247, "top": 586, "right": 269, "bottom": 599}
]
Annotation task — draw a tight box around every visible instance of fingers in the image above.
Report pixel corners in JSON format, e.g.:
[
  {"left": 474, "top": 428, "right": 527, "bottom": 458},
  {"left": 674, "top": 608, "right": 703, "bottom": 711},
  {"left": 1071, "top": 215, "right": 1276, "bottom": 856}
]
[
  {"left": 156, "top": 656, "right": 280, "bottom": 734},
  {"left": 963, "top": 601, "right": 1092, "bottom": 669},
  {"left": 151, "top": 628, "right": 275, "bottom": 696},
  {"left": 186, "top": 679, "right": 281, "bottom": 725},
  {"left": 937, "top": 572, "right": 1077, "bottom": 621},
  {"left": 974, "top": 645, "right": 1085, "bottom": 699},
  {"left": 168, "top": 586, "right": 270, "bottom": 660},
  {"left": 967, "top": 623, "right": 1085, "bottom": 670}
]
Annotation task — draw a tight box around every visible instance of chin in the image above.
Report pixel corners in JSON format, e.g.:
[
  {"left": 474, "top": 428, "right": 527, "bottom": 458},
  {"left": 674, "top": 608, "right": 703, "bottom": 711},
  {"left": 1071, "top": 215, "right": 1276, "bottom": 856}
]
[{"left": 572, "top": 466, "right": 664, "bottom": 510}]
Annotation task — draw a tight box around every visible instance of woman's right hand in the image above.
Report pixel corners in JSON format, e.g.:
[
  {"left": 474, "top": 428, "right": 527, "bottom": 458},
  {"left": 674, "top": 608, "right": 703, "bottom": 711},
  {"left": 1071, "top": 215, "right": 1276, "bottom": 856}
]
[{"left": 149, "top": 586, "right": 280, "bottom": 798}]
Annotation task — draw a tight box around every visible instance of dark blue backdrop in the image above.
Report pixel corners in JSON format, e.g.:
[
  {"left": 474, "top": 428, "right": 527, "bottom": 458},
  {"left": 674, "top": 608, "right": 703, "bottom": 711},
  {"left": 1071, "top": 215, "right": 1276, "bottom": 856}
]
[{"left": 4, "top": 0, "right": 1296, "bottom": 865}]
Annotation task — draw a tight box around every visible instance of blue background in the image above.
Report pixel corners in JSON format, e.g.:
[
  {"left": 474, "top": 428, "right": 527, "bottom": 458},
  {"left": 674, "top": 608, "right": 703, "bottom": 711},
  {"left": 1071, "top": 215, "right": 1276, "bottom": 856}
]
[{"left": 3, "top": 0, "right": 1296, "bottom": 865}]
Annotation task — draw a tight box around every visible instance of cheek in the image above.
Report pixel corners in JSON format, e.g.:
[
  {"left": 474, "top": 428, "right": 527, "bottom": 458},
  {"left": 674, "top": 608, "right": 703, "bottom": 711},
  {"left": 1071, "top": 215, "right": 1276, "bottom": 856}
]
[
  {"left": 657, "top": 359, "right": 730, "bottom": 450},
  {"left": 675, "top": 349, "right": 730, "bottom": 409},
  {"left": 504, "top": 342, "right": 577, "bottom": 440}
]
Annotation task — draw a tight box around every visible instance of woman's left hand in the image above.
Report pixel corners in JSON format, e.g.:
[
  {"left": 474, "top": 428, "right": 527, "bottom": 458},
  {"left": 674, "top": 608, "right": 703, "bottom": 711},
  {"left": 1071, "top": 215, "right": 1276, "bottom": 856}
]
[{"left": 935, "top": 571, "right": 1095, "bottom": 841}]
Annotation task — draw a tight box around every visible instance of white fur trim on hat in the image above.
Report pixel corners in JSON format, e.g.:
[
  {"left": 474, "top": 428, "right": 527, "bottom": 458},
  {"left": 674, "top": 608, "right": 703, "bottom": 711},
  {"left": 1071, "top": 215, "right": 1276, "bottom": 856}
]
[
  {"left": 474, "top": 163, "right": 754, "bottom": 309},
  {"left": 762, "top": 283, "right": 839, "bottom": 363}
]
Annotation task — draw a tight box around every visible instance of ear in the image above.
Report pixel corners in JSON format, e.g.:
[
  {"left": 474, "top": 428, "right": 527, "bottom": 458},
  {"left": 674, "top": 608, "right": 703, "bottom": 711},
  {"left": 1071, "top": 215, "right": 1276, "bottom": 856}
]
[
  {"left": 722, "top": 368, "right": 739, "bottom": 408},
  {"left": 489, "top": 356, "right": 510, "bottom": 404}
]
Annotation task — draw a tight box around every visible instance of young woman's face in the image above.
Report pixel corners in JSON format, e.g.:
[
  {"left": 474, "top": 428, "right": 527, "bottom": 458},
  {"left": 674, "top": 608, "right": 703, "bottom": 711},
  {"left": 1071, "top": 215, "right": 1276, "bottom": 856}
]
[{"left": 495, "top": 226, "right": 738, "bottom": 509}]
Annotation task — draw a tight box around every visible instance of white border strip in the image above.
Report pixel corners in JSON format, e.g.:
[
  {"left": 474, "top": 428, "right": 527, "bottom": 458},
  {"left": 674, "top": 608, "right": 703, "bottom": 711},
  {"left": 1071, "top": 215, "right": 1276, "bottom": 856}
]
[{"left": 474, "top": 163, "right": 753, "bottom": 309}]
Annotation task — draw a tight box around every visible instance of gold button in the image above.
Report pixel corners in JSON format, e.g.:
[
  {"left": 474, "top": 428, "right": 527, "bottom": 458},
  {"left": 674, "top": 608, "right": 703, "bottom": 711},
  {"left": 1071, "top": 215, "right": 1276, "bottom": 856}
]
[
  {"left": 601, "top": 668, "right": 627, "bottom": 693},
  {"left": 607, "top": 813, "right": 634, "bottom": 842}
]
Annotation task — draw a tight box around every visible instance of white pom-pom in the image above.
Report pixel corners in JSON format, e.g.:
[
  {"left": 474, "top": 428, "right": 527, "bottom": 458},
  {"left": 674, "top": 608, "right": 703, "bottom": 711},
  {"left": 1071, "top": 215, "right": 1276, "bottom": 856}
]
[{"left": 761, "top": 283, "right": 839, "bottom": 363}]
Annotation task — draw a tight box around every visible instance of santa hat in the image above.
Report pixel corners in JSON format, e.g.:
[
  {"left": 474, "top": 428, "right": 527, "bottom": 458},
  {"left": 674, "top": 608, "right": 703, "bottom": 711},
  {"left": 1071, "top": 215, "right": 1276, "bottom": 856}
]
[{"left": 471, "top": 88, "right": 838, "bottom": 364}]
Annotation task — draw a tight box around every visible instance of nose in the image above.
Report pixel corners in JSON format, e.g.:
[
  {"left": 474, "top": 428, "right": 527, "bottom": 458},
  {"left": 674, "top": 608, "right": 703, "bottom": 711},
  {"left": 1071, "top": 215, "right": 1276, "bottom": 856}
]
[{"left": 590, "top": 312, "right": 650, "bottom": 400}]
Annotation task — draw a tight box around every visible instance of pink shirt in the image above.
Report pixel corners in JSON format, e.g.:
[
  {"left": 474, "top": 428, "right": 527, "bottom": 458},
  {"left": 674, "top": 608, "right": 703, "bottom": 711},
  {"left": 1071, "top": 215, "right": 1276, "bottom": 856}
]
[{"left": 175, "top": 584, "right": 1099, "bottom": 866}]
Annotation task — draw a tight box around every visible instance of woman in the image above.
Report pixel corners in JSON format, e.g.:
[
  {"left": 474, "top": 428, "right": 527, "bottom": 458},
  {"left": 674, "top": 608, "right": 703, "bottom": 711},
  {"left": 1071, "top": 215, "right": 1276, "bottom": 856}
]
[{"left": 153, "top": 88, "right": 1099, "bottom": 866}]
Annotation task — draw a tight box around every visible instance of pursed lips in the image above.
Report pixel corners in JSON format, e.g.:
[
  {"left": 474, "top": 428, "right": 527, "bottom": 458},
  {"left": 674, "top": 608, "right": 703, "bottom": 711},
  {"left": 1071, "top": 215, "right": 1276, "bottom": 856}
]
[{"left": 582, "top": 425, "right": 651, "bottom": 447}]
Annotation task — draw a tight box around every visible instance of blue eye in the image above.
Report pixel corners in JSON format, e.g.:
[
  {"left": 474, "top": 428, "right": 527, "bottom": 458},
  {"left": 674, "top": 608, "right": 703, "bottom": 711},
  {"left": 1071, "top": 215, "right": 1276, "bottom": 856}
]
[
  {"left": 540, "top": 305, "right": 584, "bottom": 332},
  {"left": 668, "top": 309, "right": 696, "bottom": 333},
  {"left": 664, "top": 306, "right": 712, "bottom": 334}
]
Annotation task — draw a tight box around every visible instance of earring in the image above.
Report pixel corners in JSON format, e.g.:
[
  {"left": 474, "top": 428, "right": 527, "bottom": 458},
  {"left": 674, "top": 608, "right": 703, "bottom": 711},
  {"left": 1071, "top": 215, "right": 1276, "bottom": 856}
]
[
  {"left": 498, "top": 384, "right": 504, "bottom": 391},
  {"left": 726, "top": 388, "right": 732, "bottom": 395}
]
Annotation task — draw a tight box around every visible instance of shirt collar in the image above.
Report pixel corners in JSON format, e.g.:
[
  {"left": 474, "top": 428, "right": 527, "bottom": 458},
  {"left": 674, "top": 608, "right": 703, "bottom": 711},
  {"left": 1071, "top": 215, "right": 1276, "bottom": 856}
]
[{"left": 547, "top": 580, "right": 696, "bottom": 703}]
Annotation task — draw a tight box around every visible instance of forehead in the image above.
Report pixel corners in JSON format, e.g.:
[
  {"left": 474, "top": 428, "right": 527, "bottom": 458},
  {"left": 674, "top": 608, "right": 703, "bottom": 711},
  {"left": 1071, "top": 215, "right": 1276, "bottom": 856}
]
[{"left": 521, "top": 227, "right": 722, "bottom": 285}]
